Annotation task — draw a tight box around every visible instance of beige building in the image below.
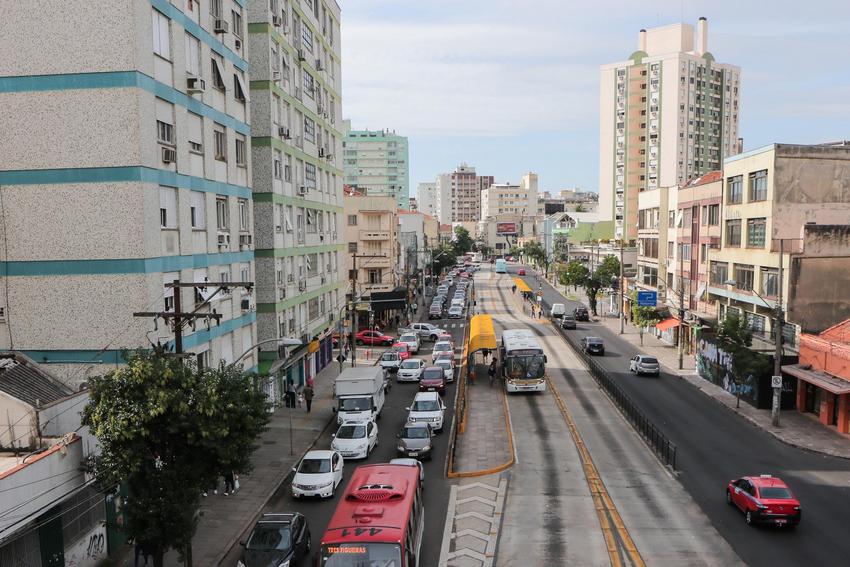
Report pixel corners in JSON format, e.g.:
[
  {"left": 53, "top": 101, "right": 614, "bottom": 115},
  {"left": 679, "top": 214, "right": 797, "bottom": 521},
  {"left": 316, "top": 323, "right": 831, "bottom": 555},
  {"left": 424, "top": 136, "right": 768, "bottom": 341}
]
[
  {"left": 599, "top": 18, "right": 741, "bottom": 242},
  {"left": 433, "top": 163, "right": 494, "bottom": 223},
  {"left": 707, "top": 143, "right": 850, "bottom": 350},
  {"left": 343, "top": 193, "right": 398, "bottom": 298}
]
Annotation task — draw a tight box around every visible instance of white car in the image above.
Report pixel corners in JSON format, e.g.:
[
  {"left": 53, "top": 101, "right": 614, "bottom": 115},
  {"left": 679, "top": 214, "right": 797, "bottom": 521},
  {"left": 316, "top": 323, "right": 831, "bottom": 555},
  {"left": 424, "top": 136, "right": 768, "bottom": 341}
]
[
  {"left": 291, "top": 450, "right": 344, "bottom": 498},
  {"left": 432, "top": 341, "right": 454, "bottom": 363},
  {"left": 331, "top": 421, "right": 378, "bottom": 459},
  {"left": 406, "top": 391, "right": 446, "bottom": 432},
  {"left": 448, "top": 305, "right": 464, "bottom": 319},
  {"left": 389, "top": 458, "right": 425, "bottom": 484},
  {"left": 398, "top": 333, "right": 421, "bottom": 354},
  {"left": 629, "top": 355, "right": 661, "bottom": 376},
  {"left": 397, "top": 358, "right": 426, "bottom": 382},
  {"left": 433, "top": 358, "right": 455, "bottom": 383}
]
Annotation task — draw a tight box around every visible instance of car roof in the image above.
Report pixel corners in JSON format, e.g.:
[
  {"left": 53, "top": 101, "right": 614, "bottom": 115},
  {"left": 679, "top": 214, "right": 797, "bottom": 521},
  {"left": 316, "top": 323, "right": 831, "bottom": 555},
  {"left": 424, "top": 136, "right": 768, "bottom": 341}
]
[
  {"left": 402, "top": 421, "right": 429, "bottom": 430},
  {"left": 585, "top": 336, "right": 602, "bottom": 341},
  {"left": 413, "top": 391, "right": 440, "bottom": 401},
  {"left": 434, "top": 340, "right": 452, "bottom": 346},
  {"left": 423, "top": 365, "right": 443, "bottom": 372},
  {"left": 749, "top": 475, "right": 790, "bottom": 489},
  {"left": 259, "top": 512, "right": 297, "bottom": 523},
  {"left": 303, "top": 449, "right": 335, "bottom": 459}
]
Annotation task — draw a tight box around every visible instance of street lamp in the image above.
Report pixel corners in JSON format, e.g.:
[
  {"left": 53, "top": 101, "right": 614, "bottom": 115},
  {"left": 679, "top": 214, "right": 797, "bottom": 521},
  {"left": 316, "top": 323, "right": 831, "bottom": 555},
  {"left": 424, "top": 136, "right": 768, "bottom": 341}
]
[{"left": 724, "top": 278, "right": 783, "bottom": 426}]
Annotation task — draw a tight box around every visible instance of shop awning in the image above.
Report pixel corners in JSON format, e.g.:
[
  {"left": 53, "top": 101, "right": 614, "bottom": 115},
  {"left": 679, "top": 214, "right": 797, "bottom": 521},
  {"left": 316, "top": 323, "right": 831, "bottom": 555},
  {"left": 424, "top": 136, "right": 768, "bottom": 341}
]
[
  {"left": 655, "top": 318, "right": 680, "bottom": 332},
  {"left": 468, "top": 314, "right": 497, "bottom": 353},
  {"left": 782, "top": 364, "right": 850, "bottom": 395},
  {"left": 513, "top": 277, "right": 532, "bottom": 293}
]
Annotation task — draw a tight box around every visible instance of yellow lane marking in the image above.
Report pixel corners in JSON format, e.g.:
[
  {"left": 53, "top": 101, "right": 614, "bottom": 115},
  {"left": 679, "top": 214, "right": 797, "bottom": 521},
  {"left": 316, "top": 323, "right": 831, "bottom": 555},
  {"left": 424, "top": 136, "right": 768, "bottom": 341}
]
[{"left": 547, "top": 375, "right": 646, "bottom": 567}]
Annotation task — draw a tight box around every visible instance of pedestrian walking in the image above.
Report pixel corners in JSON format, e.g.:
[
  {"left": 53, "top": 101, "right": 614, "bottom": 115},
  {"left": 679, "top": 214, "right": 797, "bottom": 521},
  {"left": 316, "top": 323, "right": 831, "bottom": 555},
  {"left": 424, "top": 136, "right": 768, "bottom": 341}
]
[
  {"left": 134, "top": 540, "right": 152, "bottom": 567},
  {"left": 488, "top": 360, "right": 497, "bottom": 387},
  {"left": 223, "top": 471, "right": 235, "bottom": 495},
  {"left": 537, "top": 306, "right": 543, "bottom": 319},
  {"left": 303, "top": 383, "right": 314, "bottom": 412},
  {"left": 285, "top": 380, "right": 296, "bottom": 408},
  {"left": 395, "top": 314, "right": 401, "bottom": 327}
]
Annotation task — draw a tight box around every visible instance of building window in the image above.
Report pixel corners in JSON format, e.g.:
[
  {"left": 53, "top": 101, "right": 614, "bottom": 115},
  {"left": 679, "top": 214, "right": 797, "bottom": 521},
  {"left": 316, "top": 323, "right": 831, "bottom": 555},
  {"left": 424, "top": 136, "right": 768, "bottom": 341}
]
[
  {"left": 301, "top": 24, "right": 313, "bottom": 53},
  {"left": 152, "top": 10, "right": 171, "bottom": 59},
  {"left": 747, "top": 218, "right": 766, "bottom": 248},
  {"left": 274, "top": 151, "right": 283, "bottom": 179},
  {"left": 209, "top": 0, "right": 222, "bottom": 18},
  {"left": 762, "top": 268, "right": 779, "bottom": 298},
  {"left": 707, "top": 204, "right": 720, "bottom": 226},
  {"left": 185, "top": 33, "right": 201, "bottom": 76},
  {"left": 213, "top": 125, "right": 226, "bottom": 160},
  {"left": 303, "top": 68, "right": 315, "bottom": 98},
  {"left": 733, "top": 263, "right": 755, "bottom": 291},
  {"left": 368, "top": 269, "right": 381, "bottom": 284},
  {"left": 307, "top": 253, "right": 318, "bottom": 276},
  {"left": 726, "top": 175, "right": 743, "bottom": 204},
  {"left": 159, "top": 187, "right": 177, "bottom": 228},
  {"left": 348, "top": 242, "right": 357, "bottom": 253},
  {"left": 305, "top": 163, "right": 317, "bottom": 189},
  {"left": 235, "top": 135, "right": 247, "bottom": 166},
  {"left": 210, "top": 53, "right": 226, "bottom": 90},
  {"left": 233, "top": 71, "right": 248, "bottom": 102},
  {"left": 308, "top": 297, "right": 319, "bottom": 320},
  {"left": 190, "top": 191, "right": 205, "bottom": 228},
  {"left": 306, "top": 209, "right": 317, "bottom": 233},
  {"left": 725, "top": 219, "right": 741, "bottom": 247},
  {"left": 304, "top": 116, "right": 316, "bottom": 143},
  {"left": 157, "top": 120, "right": 174, "bottom": 146},
  {"left": 749, "top": 169, "right": 768, "bottom": 202},
  {"left": 238, "top": 198, "right": 249, "bottom": 230},
  {"left": 216, "top": 196, "right": 228, "bottom": 230},
  {"left": 231, "top": 8, "right": 243, "bottom": 38},
  {"left": 347, "top": 215, "right": 357, "bottom": 226},
  {"left": 710, "top": 261, "right": 728, "bottom": 285}
]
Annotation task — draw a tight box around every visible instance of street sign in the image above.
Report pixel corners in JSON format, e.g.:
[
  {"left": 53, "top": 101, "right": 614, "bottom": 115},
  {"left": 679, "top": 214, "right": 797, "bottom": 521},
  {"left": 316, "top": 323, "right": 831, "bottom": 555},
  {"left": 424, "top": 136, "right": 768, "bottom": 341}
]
[
  {"left": 637, "top": 291, "right": 657, "bottom": 307},
  {"left": 772, "top": 375, "right": 783, "bottom": 388}
]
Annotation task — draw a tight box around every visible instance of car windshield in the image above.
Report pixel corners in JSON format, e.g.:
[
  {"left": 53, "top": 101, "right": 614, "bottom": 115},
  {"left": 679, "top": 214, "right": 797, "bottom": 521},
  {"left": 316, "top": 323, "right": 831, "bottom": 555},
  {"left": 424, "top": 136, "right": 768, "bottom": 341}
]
[
  {"left": 339, "top": 398, "right": 371, "bottom": 411},
  {"left": 298, "top": 458, "right": 330, "bottom": 474},
  {"left": 400, "top": 335, "right": 417, "bottom": 342},
  {"left": 760, "top": 486, "right": 793, "bottom": 499},
  {"left": 412, "top": 400, "right": 440, "bottom": 412},
  {"left": 321, "top": 543, "right": 402, "bottom": 567},
  {"left": 246, "top": 524, "right": 292, "bottom": 551},
  {"left": 403, "top": 426, "right": 429, "bottom": 439},
  {"left": 381, "top": 353, "right": 397, "bottom": 361},
  {"left": 422, "top": 369, "right": 443, "bottom": 381},
  {"left": 434, "top": 343, "right": 452, "bottom": 351},
  {"left": 587, "top": 338, "right": 602, "bottom": 345},
  {"left": 401, "top": 360, "right": 420, "bottom": 369},
  {"left": 450, "top": 307, "right": 461, "bottom": 312},
  {"left": 435, "top": 361, "right": 452, "bottom": 369},
  {"left": 336, "top": 425, "right": 366, "bottom": 439},
  {"left": 640, "top": 357, "right": 658, "bottom": 364}
]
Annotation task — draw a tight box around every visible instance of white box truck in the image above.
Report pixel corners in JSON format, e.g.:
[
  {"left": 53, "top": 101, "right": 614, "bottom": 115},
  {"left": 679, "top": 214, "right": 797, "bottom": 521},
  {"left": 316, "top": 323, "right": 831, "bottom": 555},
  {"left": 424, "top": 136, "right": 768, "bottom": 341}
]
[{"left": 334, "top": 366, "right": 386, "bottom": 424}]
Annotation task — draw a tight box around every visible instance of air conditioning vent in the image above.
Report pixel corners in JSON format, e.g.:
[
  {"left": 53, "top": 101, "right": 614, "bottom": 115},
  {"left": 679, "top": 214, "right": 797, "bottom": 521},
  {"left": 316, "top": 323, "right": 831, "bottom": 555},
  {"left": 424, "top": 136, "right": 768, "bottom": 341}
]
[
  {"left": 214, "top": 19, "right": 229, "bottom": 34},
  {"left": 275, "top": 224, "right": 283, "bottom": 233},
  {"left": 272, "top": 71, "right": 281, "bottom": 82},
  {"left": 298, "top": 280, "right": 306, "bottom": 291},
  {"left": 318, "top": 147, "right": 325, "bottom": 158},
  {"left": 239, "top": 234, "right": 253, "bottom": 248},
  {"left": 217, "top": 233, "right": 230, "bottom": 247},
  {"left": 287, "top": 274, "right": 294, "bottom": 283},
  {"left": 272, "top": 14, "right": 282, "bottom": 26},
  {"left": 240, "top": 298, "right": 254, "bottom": 311},
  {"left": 298, "top": 185, "right": 308, "bottom": 196},
  {"left": 298, "top": 49, "right": 306, "bottom": 62},
  {"left": 234, "top": 39, "right": 242, "bottom": 50},
  {"left": 279, "top": 126, "right": 290, "bottom": 139},
  {"left": 187, "top": 76, "right": 206, "bottom": 94},
  {"left": 161, "top": 147, "right": 177, "bottom": 163}
]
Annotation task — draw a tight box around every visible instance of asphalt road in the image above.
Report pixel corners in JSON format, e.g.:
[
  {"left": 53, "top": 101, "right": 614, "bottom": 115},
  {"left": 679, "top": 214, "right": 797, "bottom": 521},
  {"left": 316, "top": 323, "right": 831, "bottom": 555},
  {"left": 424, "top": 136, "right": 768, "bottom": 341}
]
[
  {"left": 224, "top": 283, "right": 469, "bottom": 567},
  {"left": 518, "top": 266, "right": 850, "bottom": 567}
]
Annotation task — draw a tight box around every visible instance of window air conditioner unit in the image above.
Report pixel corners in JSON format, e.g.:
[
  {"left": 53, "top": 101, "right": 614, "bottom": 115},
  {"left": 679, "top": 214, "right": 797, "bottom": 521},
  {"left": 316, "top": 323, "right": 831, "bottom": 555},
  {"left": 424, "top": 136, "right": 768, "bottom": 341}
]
[
  {"left": 298, "top": 185, "right": 308, "bottom": 196},
  {"left": 318, "top": 147, "right": 325, "bottom": 158},
  {"left": 272, "top": 14, "right": 282, "bottom": 26},
  {"left": 298, "top": 49, "right": 306, "bottom": 62},
  {"left": 187, "top": 76, "right": 206, "bottom": 93},
  {"left": 161, "top": 147, "right": 177, "bottom": 163},
  {"left": 275, "top": 224, "right": 283, "bottom": 233},
  {"left": 279, "top": 126, "right": 290, "bottom": 138},
  {"left": 299, "top": 281, "right": 306, "bottom": 291},
  {"left": 241, "top": 298, "right": 254, "bottom": 311},
  {"left": 239, "top": 234, "right": 253, "bottom": 248},
  {"left": 217, "top": 233, "right": 230, "bottom": 246},
  {"left": 315, "top": 59, "right": 324, "bottom": 71},
  {"left": 234, "top": 39, "right": 242, "bottom": 50},
  {"left": 214, "top": 19, "right": 229, "bottom": 34},
  {"left": 287, "top": 274, "right": 294, "bottom": 283},
  {"left": 272, "top": 71, "right": 281, "bottom": 82}
]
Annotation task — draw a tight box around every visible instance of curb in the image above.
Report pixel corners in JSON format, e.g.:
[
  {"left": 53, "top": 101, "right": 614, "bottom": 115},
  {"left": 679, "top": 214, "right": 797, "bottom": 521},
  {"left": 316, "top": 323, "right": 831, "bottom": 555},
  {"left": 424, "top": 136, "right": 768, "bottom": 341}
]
[{"left": 447, "top": 385, "right": 516, "bottom": 478}]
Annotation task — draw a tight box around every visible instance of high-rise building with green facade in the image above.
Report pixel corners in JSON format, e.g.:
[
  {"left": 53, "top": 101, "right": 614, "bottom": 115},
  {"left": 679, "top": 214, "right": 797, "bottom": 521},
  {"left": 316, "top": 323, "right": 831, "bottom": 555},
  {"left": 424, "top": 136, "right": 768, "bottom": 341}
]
[{"left": 342, "top": 122, "right": 410, "bottom": 210}]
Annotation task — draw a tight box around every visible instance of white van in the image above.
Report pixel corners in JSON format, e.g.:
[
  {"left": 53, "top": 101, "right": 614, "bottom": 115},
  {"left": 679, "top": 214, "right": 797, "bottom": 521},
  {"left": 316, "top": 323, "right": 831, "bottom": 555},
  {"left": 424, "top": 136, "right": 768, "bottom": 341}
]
[{"left": 550, "top": 303, "right": 566, "bottom": 318}]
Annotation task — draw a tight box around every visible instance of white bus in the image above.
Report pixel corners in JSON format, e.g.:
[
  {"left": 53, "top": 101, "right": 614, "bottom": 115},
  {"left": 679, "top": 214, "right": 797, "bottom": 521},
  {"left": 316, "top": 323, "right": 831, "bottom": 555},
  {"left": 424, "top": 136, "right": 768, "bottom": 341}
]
[{"left": 499, "top": 329, "right": 547, "bottom": 392}]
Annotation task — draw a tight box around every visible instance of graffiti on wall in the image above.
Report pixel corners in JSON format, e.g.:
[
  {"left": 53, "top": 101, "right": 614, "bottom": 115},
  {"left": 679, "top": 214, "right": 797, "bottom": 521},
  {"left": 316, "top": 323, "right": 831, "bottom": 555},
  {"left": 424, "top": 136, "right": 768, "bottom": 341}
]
[{"left": 64, "top": 524, "right": 107, "bottom": 567}]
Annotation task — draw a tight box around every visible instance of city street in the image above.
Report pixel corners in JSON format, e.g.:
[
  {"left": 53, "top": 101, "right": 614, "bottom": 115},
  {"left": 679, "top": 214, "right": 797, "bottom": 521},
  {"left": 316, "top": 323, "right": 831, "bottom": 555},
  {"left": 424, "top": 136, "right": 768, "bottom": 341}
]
[
  {"left": 222, "top": 286, "right": 470, "bottom": 567},
  {"left": 518, "top": 266, "right": 850, "bottom": 567}
]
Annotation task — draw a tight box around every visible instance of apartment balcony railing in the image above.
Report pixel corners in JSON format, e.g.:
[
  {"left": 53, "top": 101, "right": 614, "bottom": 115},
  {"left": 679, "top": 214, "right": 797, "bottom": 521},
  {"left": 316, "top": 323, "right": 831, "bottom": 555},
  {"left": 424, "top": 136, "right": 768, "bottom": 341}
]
[{"left": 359, "top": 229, "right": 391, "bottom": 241}]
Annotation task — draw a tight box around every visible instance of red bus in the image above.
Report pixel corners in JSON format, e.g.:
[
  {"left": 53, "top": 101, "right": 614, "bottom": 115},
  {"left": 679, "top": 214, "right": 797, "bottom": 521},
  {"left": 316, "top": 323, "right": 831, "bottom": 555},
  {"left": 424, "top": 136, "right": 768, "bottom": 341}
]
[{"left": 318, "top": 463, "right": 424, "bottom": 566}]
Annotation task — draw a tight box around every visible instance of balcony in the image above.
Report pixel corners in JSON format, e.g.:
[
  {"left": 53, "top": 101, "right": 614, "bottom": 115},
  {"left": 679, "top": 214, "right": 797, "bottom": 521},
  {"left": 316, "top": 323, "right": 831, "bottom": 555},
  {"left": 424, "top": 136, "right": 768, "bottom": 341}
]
[{"left": 359, "top": 229, "right": 391, "bottom": 241}]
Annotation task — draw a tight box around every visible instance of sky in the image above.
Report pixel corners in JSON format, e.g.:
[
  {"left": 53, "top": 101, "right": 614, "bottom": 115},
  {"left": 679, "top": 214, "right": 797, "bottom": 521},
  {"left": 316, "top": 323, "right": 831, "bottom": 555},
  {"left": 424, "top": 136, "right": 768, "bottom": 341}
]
[{"left": 340, "top": 0, "right": 850, "bottom": 197}]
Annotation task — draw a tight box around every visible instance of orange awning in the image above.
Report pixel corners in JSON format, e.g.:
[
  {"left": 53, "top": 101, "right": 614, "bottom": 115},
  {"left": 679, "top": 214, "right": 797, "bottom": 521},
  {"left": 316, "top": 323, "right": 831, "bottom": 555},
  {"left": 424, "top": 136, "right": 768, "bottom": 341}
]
[{"left": 655, "top": 318, "right": 680, "bottom": 332}]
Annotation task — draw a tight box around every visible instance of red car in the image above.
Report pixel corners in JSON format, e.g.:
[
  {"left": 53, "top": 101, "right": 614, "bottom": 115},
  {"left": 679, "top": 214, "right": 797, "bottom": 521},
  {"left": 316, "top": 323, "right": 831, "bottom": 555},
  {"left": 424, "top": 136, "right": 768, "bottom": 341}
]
[
  {"left": 517, "top": 268, "right": 526, "bottom": 276},
  {"left": 419, "top": 366, "right": 447, "bottom": 395},
  {"left": 355, "top": 330, "right": 394, "bottom": 346},
  {"left": 391, "top": 342, "right": 412, "bottom": 360},
  {"left": 726, "top": 475, "right": 801, "bottom": 527}
]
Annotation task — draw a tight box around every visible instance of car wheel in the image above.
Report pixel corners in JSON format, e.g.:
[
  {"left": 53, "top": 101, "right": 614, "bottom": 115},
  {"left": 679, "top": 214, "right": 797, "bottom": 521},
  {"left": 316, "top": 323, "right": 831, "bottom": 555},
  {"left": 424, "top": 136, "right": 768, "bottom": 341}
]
[
  {"left": 745, "top": 510, "right": 754, "bottom": 525},
  {"left": 726, "top": 490, "right": 733, "bottom": 505}
]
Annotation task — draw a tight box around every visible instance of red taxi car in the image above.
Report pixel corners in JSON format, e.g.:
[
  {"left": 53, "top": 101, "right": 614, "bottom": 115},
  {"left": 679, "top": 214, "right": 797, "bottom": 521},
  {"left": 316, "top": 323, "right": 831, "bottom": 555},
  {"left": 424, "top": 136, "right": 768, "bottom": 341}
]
[
  {"left": 726, "top": 475, "right": 801, "bottom": 527},
  {"left": 391, "top": 342, "right": 412, "bottom": 360},
  {"left": 355, "top": 330, "right": 394, "bottom": 346},
  {"left": 517, "top": 268, "right": 526, "bottom": 275}
]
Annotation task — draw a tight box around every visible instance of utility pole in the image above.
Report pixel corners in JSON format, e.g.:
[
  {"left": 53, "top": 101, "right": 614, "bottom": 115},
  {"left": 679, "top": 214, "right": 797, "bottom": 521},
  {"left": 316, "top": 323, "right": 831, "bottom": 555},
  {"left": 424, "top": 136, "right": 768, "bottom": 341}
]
[
  {"left": 772, "top": 239, "right": 785, "bottom": 427},
  {"left": 349, "top": 252, "right": 386, "bottom": 367},
  {"left": 619, "top": 240, "right": 625, "bottom": 334},
  {"left": 677, "top": 240, "right": 685, "bottom": 370}
]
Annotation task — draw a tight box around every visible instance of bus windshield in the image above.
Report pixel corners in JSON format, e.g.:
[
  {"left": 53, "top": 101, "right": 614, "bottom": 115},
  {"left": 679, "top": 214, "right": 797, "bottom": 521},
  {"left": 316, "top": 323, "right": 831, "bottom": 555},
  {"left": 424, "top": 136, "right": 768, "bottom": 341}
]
[
  {"left": 321, "top": 543, "right": 402, "bottom": 566},
  {"left": 504, "top": 354, "right": 545, "bottom": 380}
]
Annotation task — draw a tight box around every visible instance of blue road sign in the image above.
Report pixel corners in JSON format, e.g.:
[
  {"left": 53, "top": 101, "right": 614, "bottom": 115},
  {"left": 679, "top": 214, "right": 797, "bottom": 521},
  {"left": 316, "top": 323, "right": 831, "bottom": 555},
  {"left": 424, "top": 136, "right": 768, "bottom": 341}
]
[{"left": 637, "top": 291, "right": 657, "bottom": 307}]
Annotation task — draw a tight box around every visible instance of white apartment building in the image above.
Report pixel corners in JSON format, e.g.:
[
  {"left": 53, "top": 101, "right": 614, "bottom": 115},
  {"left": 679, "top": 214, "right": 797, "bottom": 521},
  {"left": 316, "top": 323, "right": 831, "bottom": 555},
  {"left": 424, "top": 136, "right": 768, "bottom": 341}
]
[
  {"left": 434, "top": 174, "right": 452, "bottom": 224},
  {"left": 481, "top": 173, "right": 538, "bottom": 219},
  {"left": 599, "top": 18, "right": 741, "bottom": 241},
  {"left": 416, "top": 182, "right": 437, "bottom": 218},
  {"left": 0, "top": 0, "right": 257, "bottom": 387},
  {"left": 342, "top": 122, "right": 410, "bottom": 210},
  {"left": 248, "top": 0, "right": 343, "bottom": 385},
  {"left": 431, "top": 164, "right": 494, "bottom": 223}
]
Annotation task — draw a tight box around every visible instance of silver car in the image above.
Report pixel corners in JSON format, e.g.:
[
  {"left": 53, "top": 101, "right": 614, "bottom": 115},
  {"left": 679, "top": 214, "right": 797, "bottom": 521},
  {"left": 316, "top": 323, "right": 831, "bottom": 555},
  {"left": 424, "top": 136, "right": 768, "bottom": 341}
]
[{"left": 629, "top": 355, "right": 660, "bottom": 376}]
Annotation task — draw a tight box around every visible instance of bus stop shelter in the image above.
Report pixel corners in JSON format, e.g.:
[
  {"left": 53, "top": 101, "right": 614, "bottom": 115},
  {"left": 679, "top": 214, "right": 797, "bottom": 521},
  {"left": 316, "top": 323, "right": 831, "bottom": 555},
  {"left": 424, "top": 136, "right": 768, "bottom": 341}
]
[
  {"left": 468, "top": 314, "right": 497, "bottom": 356},
  {"left": 513, "top": 277, "right": 532, "bottom": 300}
]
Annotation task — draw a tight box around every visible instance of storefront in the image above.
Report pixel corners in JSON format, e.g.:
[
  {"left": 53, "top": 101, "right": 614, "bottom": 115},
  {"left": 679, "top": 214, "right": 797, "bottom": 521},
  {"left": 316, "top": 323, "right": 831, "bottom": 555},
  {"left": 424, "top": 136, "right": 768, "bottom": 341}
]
[
  {"left": 655, "top": 317, "right": 680, "bottom": 346},
  {"left": 784, "top": 364, "right": 850, "bottom": 434}
]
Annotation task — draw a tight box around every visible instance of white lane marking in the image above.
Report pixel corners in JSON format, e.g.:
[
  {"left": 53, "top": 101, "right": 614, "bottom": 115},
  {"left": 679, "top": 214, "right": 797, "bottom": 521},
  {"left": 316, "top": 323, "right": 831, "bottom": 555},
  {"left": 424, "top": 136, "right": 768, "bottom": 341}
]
[{"left": 438, "top": 485, "right": 458, "bottom": 566}]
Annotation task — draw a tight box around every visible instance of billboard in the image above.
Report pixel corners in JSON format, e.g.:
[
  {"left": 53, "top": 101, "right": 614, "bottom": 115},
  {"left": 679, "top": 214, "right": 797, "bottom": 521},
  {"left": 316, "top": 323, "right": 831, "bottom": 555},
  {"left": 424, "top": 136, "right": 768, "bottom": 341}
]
[{"left": 496, "top": 222, "right": 517, "bottom": 235}]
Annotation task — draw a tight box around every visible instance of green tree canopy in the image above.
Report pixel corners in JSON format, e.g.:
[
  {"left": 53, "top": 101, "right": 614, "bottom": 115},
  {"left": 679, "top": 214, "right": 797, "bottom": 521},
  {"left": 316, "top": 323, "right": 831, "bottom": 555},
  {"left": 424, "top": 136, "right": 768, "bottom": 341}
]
[
  {"left": 631, "top": 296, "right": 662, "bottom": 346},
  {"left": 716, "top": 312, "right": 771, "bottom": 408},
  {"left": 452, "top": 226, "right": 474, "bottom": 256},
  {"left": 559, "top": 260, "right": 589, "bottom": 288},
  {"left": 82, "top": 351, "right": 270, "bottom": 567},
  {"left": 432, "top": 244, "right": 457, "bottom": 276},
  {"left": 583, "top": 255, "right": 620, "bottom": 315}
]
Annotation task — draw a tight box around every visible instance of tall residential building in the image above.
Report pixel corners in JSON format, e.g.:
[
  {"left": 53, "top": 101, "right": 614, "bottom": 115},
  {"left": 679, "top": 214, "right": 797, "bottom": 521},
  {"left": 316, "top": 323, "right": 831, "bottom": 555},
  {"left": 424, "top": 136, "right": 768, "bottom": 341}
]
[
  {"left": 416, "top": 182, "right": 437, "bottom": 217},
  {"left": 599, "top": 18, "right": 742, "bottom": 241},
  {"left": 434, "top": 174, "right": 452, "bottom": 224},
  {"left": 342, "top": 122, "right": 410, "bottom": 210},
  {"left": 433, "top": 164, "right": 494, "bottom": 223},
  {"left": 248, "top": 0, "right": 344, "bottom": 382},
  {"left": 344, "top": 193, "right": 399, "bottom": 297},
  {"left": 480, "top": 173, "right": 537, "bottom": 219},
  {"left": 0, "top": 0, "right": 257, "bottom": 387}
]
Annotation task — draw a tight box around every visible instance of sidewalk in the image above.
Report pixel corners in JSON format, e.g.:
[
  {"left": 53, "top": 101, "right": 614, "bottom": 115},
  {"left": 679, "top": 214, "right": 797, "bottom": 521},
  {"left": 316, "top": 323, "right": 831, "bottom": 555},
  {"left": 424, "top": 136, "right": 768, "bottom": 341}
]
[{"left": 539, "top": 270, "right": 850, "bottom": 460}]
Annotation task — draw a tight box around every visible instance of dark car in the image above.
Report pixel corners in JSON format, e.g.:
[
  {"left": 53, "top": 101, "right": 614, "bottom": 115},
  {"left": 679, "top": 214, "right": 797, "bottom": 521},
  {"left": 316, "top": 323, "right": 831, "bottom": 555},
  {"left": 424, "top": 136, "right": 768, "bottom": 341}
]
[
  {"left": 419, "top": 366, "right": 447, "bottom": 395},
  {"left": 560, "top": 315, "right": 577, "bottom": 330},
  {"left": 581, "top": 336, "right": 605, "bottom": 355},
  {"left": 396, "top": 422, "right": 433, "bottom": 460},
  {"left": 239, "top": 512, "right": 310, "bottom": 567},
  {"left": 574, "top": 307, "right": 590, "bottom": 321}
]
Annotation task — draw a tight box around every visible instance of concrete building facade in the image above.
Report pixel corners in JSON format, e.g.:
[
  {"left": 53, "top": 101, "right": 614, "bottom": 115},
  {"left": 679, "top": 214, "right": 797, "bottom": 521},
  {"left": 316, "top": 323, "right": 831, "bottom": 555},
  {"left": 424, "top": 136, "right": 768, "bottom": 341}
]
[
  {"left": 0, "top": 0, "right": 258, "bottom": 386},
  {"left": 344, "top": 194, "right": 399, "bottom": 298},
  {"left": 342, "top": 123, "right": 410, "bottom": 210},
  {"left": 416, "top": 182, "right": 437, "bottom": 218},
  {"left": 599, "top": 18, "right": 741, "bottom": 241},
  {"left": 248, "top": 0, "right": 344, "bottom": 380}
]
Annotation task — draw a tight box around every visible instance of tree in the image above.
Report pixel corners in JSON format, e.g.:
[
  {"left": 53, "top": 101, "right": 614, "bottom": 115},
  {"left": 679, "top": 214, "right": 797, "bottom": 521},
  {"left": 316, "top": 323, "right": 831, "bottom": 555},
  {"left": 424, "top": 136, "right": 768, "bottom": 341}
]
[
  {"left": 82, "top": 351, "right": 270, "bottom": 567},
  {"left": 583, "top": 255, "right": 620, "bottom": 316},
  {"left": 452, "top": 226, "right": 474, "bottom": 256},
  {"left": 432, "top": 244, "right": 457, "bottom": 276},
  {"left": 574, "top": 203, "right": 587, "bottom": 213},
  {"left": 559, "top": 260, "right": 589, "bottom": 289},
  {"left": 476, "top": 243, "right": 492, "bottom": 258},
  {"left": 716, "top": 312, "right": 771, "bottom": 408},
  {"left": 631, "top": 296, "right": 661, "bottom": 346}
]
